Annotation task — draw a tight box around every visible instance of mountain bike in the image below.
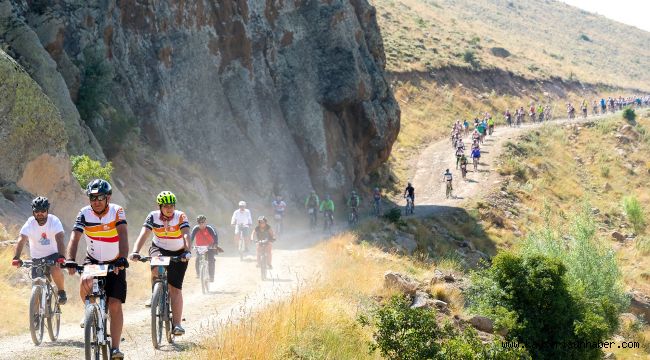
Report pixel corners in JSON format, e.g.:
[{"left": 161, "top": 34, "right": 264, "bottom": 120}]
[
  {"left": 138, "top": 255, "right": 183, "bottom": 349},
  {"left": 68, "top": 263, "right": 117, "bottom": 360},
  {"left": 323, "top": 210, "right": 334, "bottom": 234},
  {"left": 234, "top": 224, "right": 250, "bottom": 261},
  {"left": 194, "top": 246, "right": 210, "bottom": 294},
  {"left": 404, "top": 196, "right": 414, "bottom": 216},
  {"left": 22, "top": 258, "right": 61, "bottom": 346},
  {"left": 372, "top": 199, "right": 383, "bottom": 217},
  {"left": 461, "top": 163, "right": 467, "bottom": 180},
  {"left": 473, "top": 156, "right": 479, "bottom": 171},
  {"left": 273, "top": 213, "right": 283, "bottom": 236},
  {"left": 348, "top": 207, "right": 359, "bottom": 226},
  {"left": 445, "top": 180, "right": 453, "bottom": 199},
  {"left": 257, "top": 239, "right": 271, "bottom": 281},
  {"left": 307, "top": 207, "right": 318, "bottom": 231}
]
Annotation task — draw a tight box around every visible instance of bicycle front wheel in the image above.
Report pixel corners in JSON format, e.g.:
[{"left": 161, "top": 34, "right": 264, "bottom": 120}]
[
  {"left": 29, "top": 285, "right": 44, "bottom": 345},
  {"left": 151, "top": 282, "right": 164, "bottom": 349},
  {"left": 260, "top": 252, "right": 267, "bottom": 281},
  {"left": 83, "top": 305, "right": 100, "bottom": 360},
  {"left": 200, "top": 260, "right": 209, "bottom": 294},
  {"left": 46, "top": 287, "right": 61, "bottom": 341}
]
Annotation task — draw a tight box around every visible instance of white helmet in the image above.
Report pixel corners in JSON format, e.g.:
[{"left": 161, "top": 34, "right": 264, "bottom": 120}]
[{"left": 238, "top": 201, "right": 246, "bottom": 207}]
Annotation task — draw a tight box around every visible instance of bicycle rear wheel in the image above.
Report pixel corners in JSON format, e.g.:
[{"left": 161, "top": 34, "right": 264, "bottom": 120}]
[
  {"left": 151, "top": 282, "right": 164, "bottom": 349},
  {"left": 46, "top": 288, "right": 61, "bottom": 341},
  {"left": 29, "top": 285, "right": 44, "bottom": 345}
]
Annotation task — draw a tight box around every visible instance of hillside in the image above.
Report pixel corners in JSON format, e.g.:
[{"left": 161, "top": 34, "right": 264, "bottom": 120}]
[{"left": 372, "top": 0, "right": 650, "bottom": 90}]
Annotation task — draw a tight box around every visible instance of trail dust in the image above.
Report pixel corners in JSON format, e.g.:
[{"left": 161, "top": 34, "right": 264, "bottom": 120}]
[{"left": 0, "top": 228, "right": 327, "bottom": 359}]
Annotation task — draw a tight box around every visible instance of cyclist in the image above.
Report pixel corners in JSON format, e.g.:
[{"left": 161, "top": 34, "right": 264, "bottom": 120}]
[
  {"left": 347, "top": 190, "right": 361, "bottom": 223},
  {"left": 504, "top": 109, "right": 512, "bottom": 127},
  {"left": 190, "top": 215, "right": 220, "bottom": 282},
  {"left": 487, "top": 116, "right": 495, "bottom": 135},
  {"left": 231, "top": 201, "right": 252, "bottom": 250},
  {"left": 130, "top": 191, "right": 191, "bottom": 336},
  {"left": 319, "top": 194, "right": 335, "bottom": 230},
  {"left": 463, "top": 119, "right": 470, "bottom": 136},
  {"left": 442, "top": 169, "right": 453, "bottom": 197},
  {"left": 304, "top": 190, "right": 320, "bottom": 226},
  {"left": 372, "top": 187, "right": 382, "bottom": 216},
  {"left": 12, "top": 196, "right": 67, "bottom": 304},
  {"left": 471, "top": 146, "right": 481, "bottom": 171},
  {"left": 404, "top": 182, "right": 415, "bottom": 208},
  {"left": 65, "top": 179, "right": 128, "bottom": 359},
  {"left": 455, "top": 140, "right": 464, "bottom": 169},
  {"left": 271, "top": 195, "right": 287, "bottom": 235},
  {"left": 251, "top": 216, "right": 276, "bottom": 269},
  {"left": 460, "top": 154, "right": 468, "bottom": 180}
]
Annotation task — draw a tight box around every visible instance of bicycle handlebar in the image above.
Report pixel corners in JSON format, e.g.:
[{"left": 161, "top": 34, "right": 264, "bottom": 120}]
[
  {"left": 21, "top": 259, "right": 56, "bottom": 268},
  {"left": 137, "top": 256, "right": 185, "bottom": 263},
  {"left": 64, "top": 262, "right": 117, "bottom": 274}
]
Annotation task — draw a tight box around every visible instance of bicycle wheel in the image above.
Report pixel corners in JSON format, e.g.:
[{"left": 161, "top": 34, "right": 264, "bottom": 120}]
[
  {"left": 83, "top": 305, "right": 100, "bottom": 360},
  {"left": 165, "top": 298, "right": 173, "bottom": 344},
  {"left": 46, "top": 287, "right": 61, "bottom": 341},
  {"left": 238, "top": 235, "right": 245, "bottom": 261},
  {"left": 200, "top": 260, "right": 209, "bottom": 294},
  {"left": 29, "top": 285, "right": 44, "bottom": 345},
  {"left": 151, "top": 282, "right": 164, "bottom": 349},
  {"left": 260, "top": 251, "right": 267, "bottom": 281}
]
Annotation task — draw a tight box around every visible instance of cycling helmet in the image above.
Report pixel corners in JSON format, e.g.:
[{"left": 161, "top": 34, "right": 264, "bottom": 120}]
[
  {"left": 197, "top": 215, "right": 207, "bottom": 223},
  {"left": 257, "top": 215, "right": 268, "bottom": 223},
  {"left": 86, "top": 179, "right": 112, "bottom": 196},
  {"left": 31, "top": 196, "right": 50, "bottom": 211},
  {"left": 374, "top": 187, "right": 379, "bottom": 191},
  {"left": 238, "top": 201, "right": 246, "bottom": 207},
  {"left": 156, "top": 191, "right": 176, "bottom": 205},
  {"left": 407, "top": 182, "right": 412, "bottom": 186}
]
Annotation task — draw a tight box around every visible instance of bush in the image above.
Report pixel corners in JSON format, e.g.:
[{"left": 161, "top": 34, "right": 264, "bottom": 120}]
[
  {"left": 76, "top": 47, "right": 114, "bottom": 123},
  {"left": 383, "top": 208, "right": 404, "bottom": 226},
  {"left": 360, "top": 295, "right": 530, "bottom": 360},
  {"left": 623, "top": 196, "right": 646, "bottom": 234},
  {"left": 600, "top": 165, "right": 610, "bottom": 178},
  {"left": 71, "top": 155, "right": 113, "bottom": 189},
  {"left": 623, "top": 107, "right": 636, "bottom": 122},
  {"left": 467, "top": 252, "right": 613, "bottom": 360},
  {"left": 463, "top": 50, "right": 479, "bottom": 68}
]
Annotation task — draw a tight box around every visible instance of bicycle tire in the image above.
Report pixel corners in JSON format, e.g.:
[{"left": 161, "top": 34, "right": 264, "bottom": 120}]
[
  {"left": 46, "top": 286, "right": 60, "bottom": 341},
  {"left": 84, "top": 305, "right": 100, "bottom": 360},
  {"left": 151, "top": 282, "right": 164, "bottom": 349},
  {"left": 200, "top": 260, "right": 208, "bottom": 294},
  {"left": 260, "top": 249, "right": 267, "bottom": 281},
  {"left": 29, "top": 285, "right": 44, "bottom": 346}
]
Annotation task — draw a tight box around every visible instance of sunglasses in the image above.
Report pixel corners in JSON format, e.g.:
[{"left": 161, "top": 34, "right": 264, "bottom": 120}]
[
  {"left": 33, "top": 209, "right": 47, "bottom": 214},
  {"left": 89, "top": 194, "right": 107, "bottom": 202}
]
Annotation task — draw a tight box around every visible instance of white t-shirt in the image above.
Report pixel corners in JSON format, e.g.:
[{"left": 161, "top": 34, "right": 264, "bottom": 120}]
[
  {"left": 20, "top": 215, "right": 64, "bottom": 259},
  {"left": 231, "top": 209, "right": 252, "bottom": 225}
]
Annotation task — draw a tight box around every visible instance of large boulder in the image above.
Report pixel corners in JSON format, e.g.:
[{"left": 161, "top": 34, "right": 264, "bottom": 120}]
[{"left": 384, "top": 271, "right": 419, "bottom": 296}]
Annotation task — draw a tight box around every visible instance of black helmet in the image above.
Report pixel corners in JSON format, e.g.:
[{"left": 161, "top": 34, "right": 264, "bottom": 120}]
[
  {"left": 86, "top": 179, "right": 112, "bottom": 196},
  {"left": 31, "top": 196, "right": 50, "bottom": 212}
]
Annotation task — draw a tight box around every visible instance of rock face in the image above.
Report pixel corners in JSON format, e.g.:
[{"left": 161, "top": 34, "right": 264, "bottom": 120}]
[{"left": 1, "top": 0, "right": 400, "bottom": 204}]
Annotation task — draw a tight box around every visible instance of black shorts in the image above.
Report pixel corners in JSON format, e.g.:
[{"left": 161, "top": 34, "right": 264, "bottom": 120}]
[
  {"left": 149, "top": 244, "right": 188, "bottom": 290},
  {"left": 83, "top": 257, "right": 127, "bottom": 303}
]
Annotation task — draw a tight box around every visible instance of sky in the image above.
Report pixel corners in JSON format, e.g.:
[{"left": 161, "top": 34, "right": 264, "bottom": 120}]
[{"left": 560, "top": 0, "right": 650, "bottom": 32}]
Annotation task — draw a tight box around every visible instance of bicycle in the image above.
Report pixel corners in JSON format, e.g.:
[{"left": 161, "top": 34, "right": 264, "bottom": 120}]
[
  {"left": 461, "top": 163, "right": 467, "bottom": 180},
  {"left": 322, "top": 210, "right": 334, "bottom": 234},
  {"left": 257, "top": 239, "right": 271, "bottom": 281},
  {"left": 445, "top": 180, "right": 453, "bottom": 199},
  {"left": 273, "top": 213, "right": 283, "bottom": 236},
  {"left": 138, "top": 255, "right": 183, "bottom": 349},
  {"left": 372, "top": 199, "right": 383, "bottom": 217},
  {"left": 348, "top": 207, "right": 359, "bottom": 226},
  {"left": 234, "top": 224, "right": 250, "bottom": 261},
  {"left": 68, "top": 262, "right": 117, "bottom": 360},
  {"left": 473, "top": 156, "right": 479, "bottom": 172},
  {"left": 22, "top": 258, "right": 61, "bottom": 346},
  {"left": 194, "top": 246, "right": 210, "bottom": 294},
  {"left": 404, "top": 196, "right": 414, "bottom": 216},
  {"left": 307, "top": 207, "right": 318, "bottom": 231}
]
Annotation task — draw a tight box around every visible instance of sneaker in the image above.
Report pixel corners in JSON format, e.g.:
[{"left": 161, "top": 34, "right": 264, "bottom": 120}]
[
  {"left": 57, "top": 290, "right": 67, "bottom": 305},
  {"left": 172, "top": 325, "right": 185, "bottom": 336},
  {"left": 111, "top": 348, "right": 124, "bottom": 359},
  {"left": 144, "top": 298, "right": 151, "bottom": 308}
]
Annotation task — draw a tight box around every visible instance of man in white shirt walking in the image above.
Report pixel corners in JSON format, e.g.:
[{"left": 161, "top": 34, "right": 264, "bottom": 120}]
[
  {"left": 12, "top": 196, "right": 67, "bottom": 304},
  {"left": 231, "top": 201, "right": 253, "bottom": 250}
]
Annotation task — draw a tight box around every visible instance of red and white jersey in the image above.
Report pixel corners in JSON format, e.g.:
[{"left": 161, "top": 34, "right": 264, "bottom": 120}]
[
  {"left": 144, "top": 210, "right": 190, "bottom": 251},
  {"left": 73, "top": 204, "right": 127, "bottom": 262}
]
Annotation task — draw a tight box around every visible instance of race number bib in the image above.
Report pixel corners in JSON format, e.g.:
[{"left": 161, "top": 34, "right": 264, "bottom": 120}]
[
  {"left": 83, "top": 264, "right": 109, "bottom": 277},
  {"left": 150, "top": 256, "right": 171, "bottom": 266}
]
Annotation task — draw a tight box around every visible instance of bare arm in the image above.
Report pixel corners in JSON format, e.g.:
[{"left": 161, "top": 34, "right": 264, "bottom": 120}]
[
  {"left": 66, "top": 231, "right": 82, "bottom": 261},
  {"left": 132, "top": 227, "right": 152, "bottom": 254},
  {"left": 13, "top": 234, "right": 29, "bottom": 259},
  {"left": 181, "top": 227, "right": 191, "bottom": 252},
  {"left": 116, "top": 223, "right": 129, "bottom": 258},
  {"left": 55, "top": 232, "right": 65, "bottom": 256}
]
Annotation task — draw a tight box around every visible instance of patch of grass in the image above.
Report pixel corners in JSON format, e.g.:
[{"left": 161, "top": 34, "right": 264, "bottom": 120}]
[{"left": 623, "top": 196, "right": 646, "bottom": 234}]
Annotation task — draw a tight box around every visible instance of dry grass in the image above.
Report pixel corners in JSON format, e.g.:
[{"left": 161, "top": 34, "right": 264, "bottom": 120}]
[
  {"left": 371, "top": 0, "right": 650, "bottom": 90},
  {"left": 185, "top": 233, "right": 462, "bottom": 359}
]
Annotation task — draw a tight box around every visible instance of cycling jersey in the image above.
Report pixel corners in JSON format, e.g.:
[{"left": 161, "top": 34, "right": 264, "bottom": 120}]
[
  {"left": 272, "top": 200, "right": 287, "bottom": 213},
  {"left": 231, "top": 209, "right": 252, "bottom": 225},
  {"left": 405, "top": 186, "right": 415, "bottom": 198},
  {"left": 305, "top": 194, "right": 319, "bottom": 208},
  {"left": 144, "top": 210, "right": 190, "bottom": 251},
  {"left": 472, "top": 149, "right": 481, "bottom": 158},
  {"left": 20, "top": 215, "right": 64, "bottom": 259},
  {"left": 444, "top": 173, "right": 453, "bottom": 181},
  {"left": 348, "top": 195, "right": 360, "bottom": 208},
  {"left": 320, "top": 200, "right": 335, "bottom": 212},
  {"left": 73, "top": 204, "right": 127, "bottom": 262},
  {"left": 191, "top": 225, "right": 218, "bottom": 247}
]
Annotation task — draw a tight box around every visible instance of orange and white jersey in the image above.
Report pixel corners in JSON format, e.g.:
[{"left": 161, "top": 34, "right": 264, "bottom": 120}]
[
  {"left": 73, "top": 204, "right": 127, "bottom": 262},
  {"left": 144, "top": 210, "right": 190, "bottom": 251}
]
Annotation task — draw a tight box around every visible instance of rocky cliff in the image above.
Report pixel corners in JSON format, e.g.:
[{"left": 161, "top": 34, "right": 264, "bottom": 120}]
[{"left": 0, "top": 0, "right": 399, "bottom": 216}]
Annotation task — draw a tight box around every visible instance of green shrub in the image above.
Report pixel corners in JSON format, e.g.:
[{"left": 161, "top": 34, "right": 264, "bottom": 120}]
[
  {"left": 600, "top": 165, "right": 610, "bottom": 178},
  {"left": 383, "top": 208, "right": 404, "bottom": 226},
  {"left": 622, "top": 107, "right": 636, "bottom": 122},
  {"left": 467, "top": 252, "right": 612, "bottom": 360},
  {"left": 623, "top": 196, "right": 646, "bottom": 234},
  {"left": 76, "top": 47, "right": 114, "bottom": 123},
  {"left": 360, "top": 295, "right": 530, "bottom": 360},
  {"left": 71, "top": 155, "right": 113, "bottom": 189},
  {"left": 463, "top": 50, "right": 479, "bottom": 68}
]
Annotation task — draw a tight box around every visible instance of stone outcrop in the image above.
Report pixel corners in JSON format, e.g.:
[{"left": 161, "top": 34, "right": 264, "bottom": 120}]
[{"left": 1, "top": 0, "right": 400, "bottom": 212}]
